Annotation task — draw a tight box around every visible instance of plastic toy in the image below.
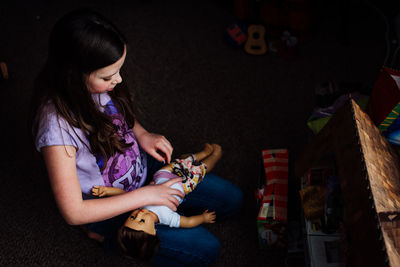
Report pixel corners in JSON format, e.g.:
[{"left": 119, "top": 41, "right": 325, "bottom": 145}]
[{"left": 225, "top": 22, "right": 247, "bottom": 48}]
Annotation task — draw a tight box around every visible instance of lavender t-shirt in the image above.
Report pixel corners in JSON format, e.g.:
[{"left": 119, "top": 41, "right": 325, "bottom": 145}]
[{"left": 35, "top": 93, "right": 147, "bottom": 199}]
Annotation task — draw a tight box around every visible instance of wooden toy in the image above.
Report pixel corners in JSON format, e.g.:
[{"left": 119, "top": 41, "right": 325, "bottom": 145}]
[{"left": 245, "top": 24, "right": 267, "bottom": 55}]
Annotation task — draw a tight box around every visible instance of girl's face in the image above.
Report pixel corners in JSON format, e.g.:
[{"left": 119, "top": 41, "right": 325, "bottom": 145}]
[{"left": 86, "top": 46, "right": 127, "bottom": 94}]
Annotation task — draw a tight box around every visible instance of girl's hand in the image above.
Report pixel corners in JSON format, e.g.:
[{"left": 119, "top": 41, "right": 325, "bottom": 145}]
[
  {"left": 137, "top": 132, "right": 173, "bottom": 163},
  {"left": 139, "top": 177, "right": 184, "bottom": 211}
]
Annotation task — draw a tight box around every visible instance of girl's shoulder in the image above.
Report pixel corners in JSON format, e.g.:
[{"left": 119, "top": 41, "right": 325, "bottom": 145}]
[
  {"left": 38, "top": 100, "right": 57, "bottom": 117},
  {"left": 37, "top": 100, "right": 71, "bottom": 129},
  {"left": 35, "top": 101, "right": 85, "bottom": 152},
  {"left": 35, "top": 100, "right": 59, "bottom": 127}
]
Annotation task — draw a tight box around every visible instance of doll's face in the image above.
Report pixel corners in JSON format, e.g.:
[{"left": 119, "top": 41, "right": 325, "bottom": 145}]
[
  {"left": 86, "top": 46, "right": 126, "bottom": 94},
  {"left": 124, "top": 208, "right": 157, "bottom": 235}
]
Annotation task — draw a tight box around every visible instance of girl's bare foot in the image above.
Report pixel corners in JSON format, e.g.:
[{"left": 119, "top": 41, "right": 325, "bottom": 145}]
[{"left": 80, "top": 226, "right": 105, "bottom": 244}]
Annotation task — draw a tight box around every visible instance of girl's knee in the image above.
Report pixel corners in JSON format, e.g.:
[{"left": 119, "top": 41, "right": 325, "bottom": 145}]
[
  {"left": 155, "top": 231, "right": 220, "bottom": 266},
  {"left": 194, "top": 235, "right": 220, "bottom": 265},
  {"left": 184, "top": 228, "right": 221, "bottom": 265},
  {"left": 207, "top": 235, "right": 221, "bottom": 259},
  {"left": 230, "top": 183, "right": 243, "bottom": 209},
  {"left": 221, "top": 182, "right": 243, "bottom": 218}
]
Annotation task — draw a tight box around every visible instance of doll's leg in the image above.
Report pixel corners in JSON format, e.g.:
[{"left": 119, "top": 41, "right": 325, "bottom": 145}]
[
  {"left": 200, "top": 144, "right": 222, "bottom": 173},
  {"left": 159, "top": 143, "right": 215, "bottom": 173},
  {"left": 153, "top": 224, "right": 220, "bottom": 266},
  {"left": 192, "top": 143, "right": 214, "bottom": 161},
  {"left": 175, "top": 143, "right": 214, "bottom": 161}
]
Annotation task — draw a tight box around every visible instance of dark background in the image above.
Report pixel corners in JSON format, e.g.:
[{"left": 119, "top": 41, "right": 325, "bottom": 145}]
[{"left": 0, "top": 0, "right": 398, "bottom": 266}]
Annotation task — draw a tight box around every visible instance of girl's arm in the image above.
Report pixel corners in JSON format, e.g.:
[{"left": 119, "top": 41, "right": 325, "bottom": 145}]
[
  {"left": 179, "top": 210, "right": 216, "bottom": 228},
  {"left": 132, "top": 119, "right": 173, "bottom": 163},
  {"left": 42, "top": 145, "right": 184, "bottom": 226}
]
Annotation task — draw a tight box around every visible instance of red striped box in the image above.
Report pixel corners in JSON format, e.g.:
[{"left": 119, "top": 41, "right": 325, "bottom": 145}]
[
  {"left": 258, "top": 149, "right": 289, "bottom": 222},
  {"left": 257, "top": 149, "right": 289, "bottom": 249}
]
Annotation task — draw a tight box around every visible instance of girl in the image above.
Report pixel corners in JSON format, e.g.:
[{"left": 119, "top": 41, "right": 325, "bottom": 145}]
[{"left": 31, "top": 8, "right": 242, "bottom": 266}]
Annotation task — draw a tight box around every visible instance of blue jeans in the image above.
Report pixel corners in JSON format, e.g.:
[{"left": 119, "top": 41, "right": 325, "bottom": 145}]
[
  {"left": 153, "top": 172, "right": 243, "bottom": 266},
  {"left": 87, "top": 155, "right": 243, "bottom": 266}
]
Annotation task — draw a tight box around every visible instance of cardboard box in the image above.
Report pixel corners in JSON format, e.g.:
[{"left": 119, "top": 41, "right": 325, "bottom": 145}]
[
  {"left": 296, "top": 99, "right": 400, "bottom": 266},
  {"left": 257, "top": 149, "right": 288, "bottom": 249}
]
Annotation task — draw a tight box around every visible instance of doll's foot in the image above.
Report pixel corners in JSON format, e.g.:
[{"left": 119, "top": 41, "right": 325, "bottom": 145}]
[
  {"left": 211, "top": 144, "right": 222, "bottom": 160},
  {"left": 193, "top": 143, "right": 214, "bottom": 162},
  {"left": 203, "top": 143, "right": 214, "bottom": 155}
]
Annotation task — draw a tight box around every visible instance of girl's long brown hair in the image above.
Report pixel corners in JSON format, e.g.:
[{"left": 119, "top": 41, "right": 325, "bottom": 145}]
[{"left": 30, "top": 8, "right": 136, "bottom": 162}]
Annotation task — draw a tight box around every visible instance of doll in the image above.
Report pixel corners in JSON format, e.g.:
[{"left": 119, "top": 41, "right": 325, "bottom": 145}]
[{"left": 91, "top": 143, "right": 222, "bottom": 260}]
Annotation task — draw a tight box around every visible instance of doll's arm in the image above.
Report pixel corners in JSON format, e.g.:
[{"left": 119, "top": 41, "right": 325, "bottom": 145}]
[
  {"left": 179, "top": 210, "right": 216, "bottom": 228},
  {"left": 92, "top": 186, "right": 126, "bottom": 197}
]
